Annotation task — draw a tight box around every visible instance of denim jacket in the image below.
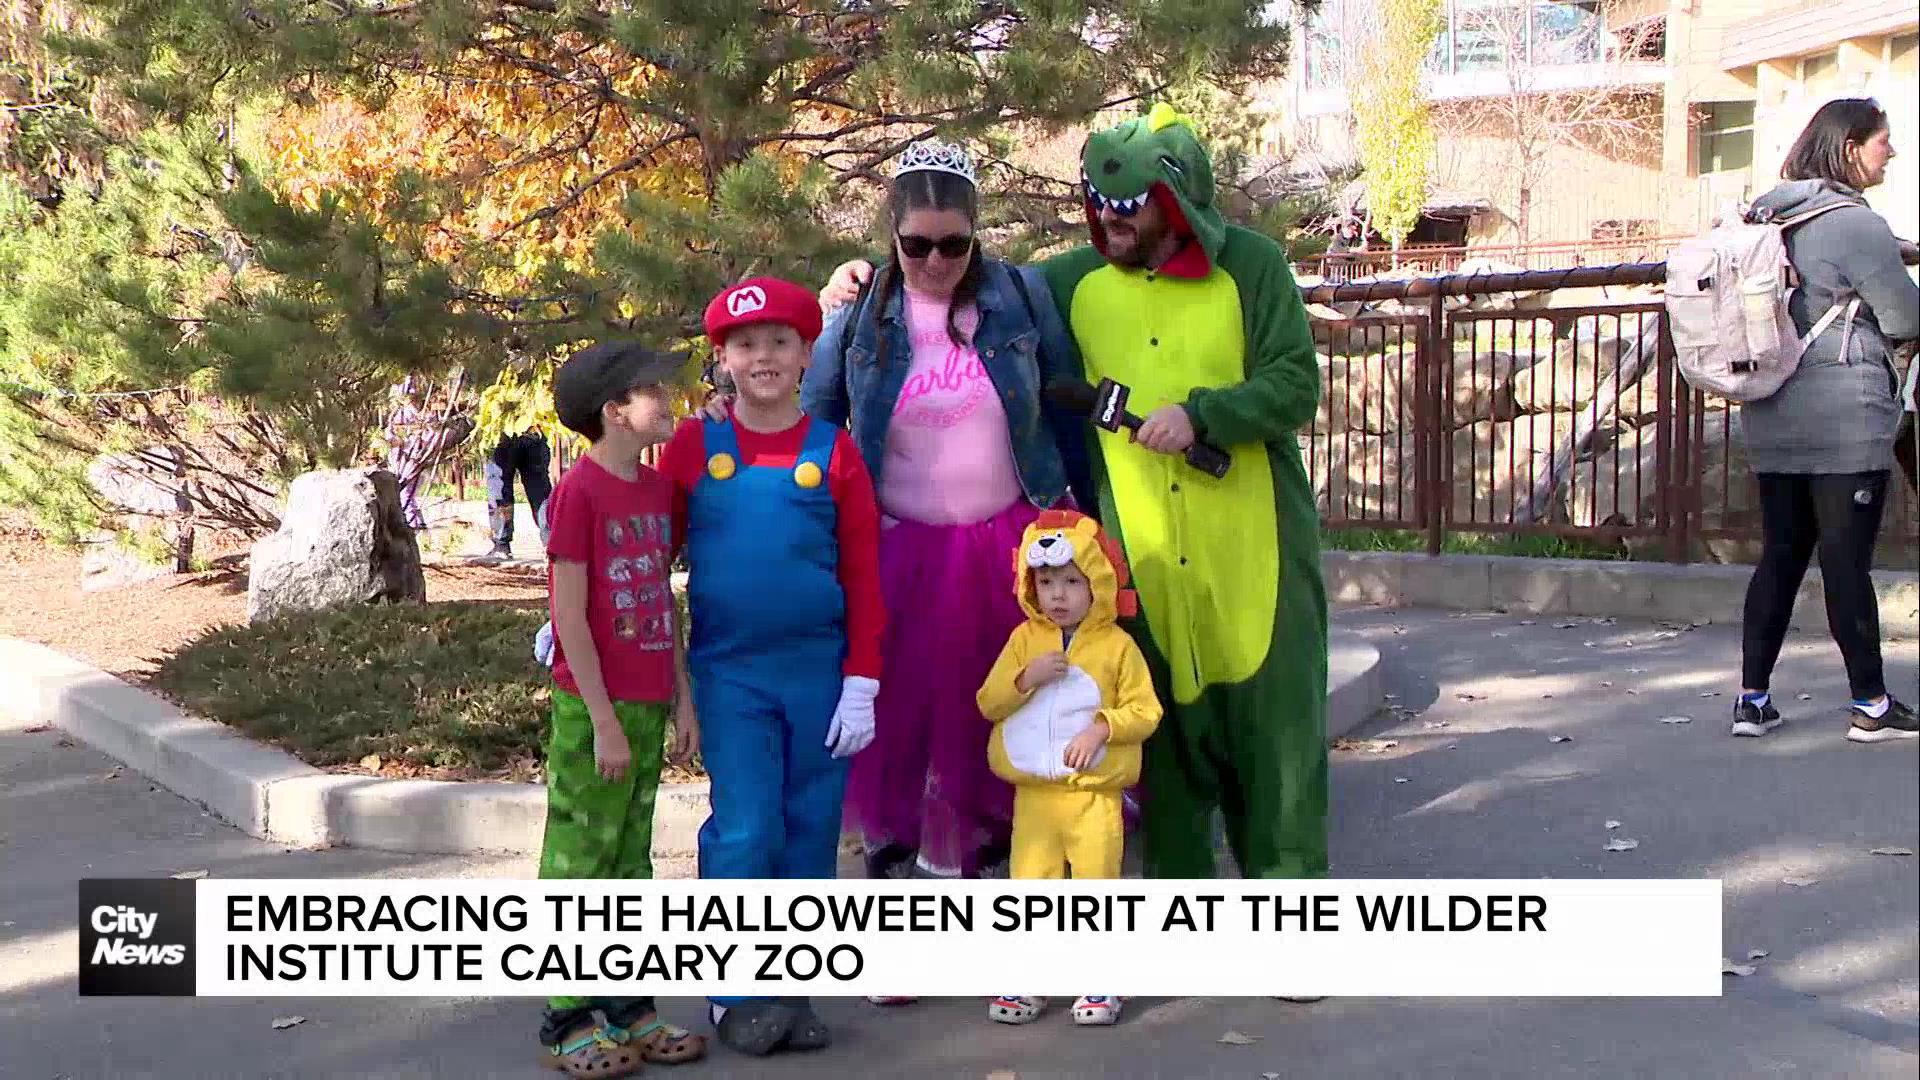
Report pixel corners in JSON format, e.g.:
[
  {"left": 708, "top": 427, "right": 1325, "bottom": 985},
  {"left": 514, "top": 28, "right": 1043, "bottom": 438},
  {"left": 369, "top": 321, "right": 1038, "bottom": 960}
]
[{"left": 801, "top": 259, "right": 1088, "bottom": 510}]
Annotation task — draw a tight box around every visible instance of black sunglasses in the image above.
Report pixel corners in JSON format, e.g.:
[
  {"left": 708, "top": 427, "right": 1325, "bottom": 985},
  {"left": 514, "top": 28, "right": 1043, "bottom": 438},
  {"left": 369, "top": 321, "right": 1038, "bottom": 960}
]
[{"left": 896, "top": 232, "right": 974, "bottom": 260}]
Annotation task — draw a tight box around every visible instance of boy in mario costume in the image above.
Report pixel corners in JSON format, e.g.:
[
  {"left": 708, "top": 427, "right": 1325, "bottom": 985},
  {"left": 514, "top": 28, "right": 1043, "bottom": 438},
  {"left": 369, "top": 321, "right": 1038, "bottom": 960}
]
[
  {"left": 976, "top": 508, "right": 1162, "bottom": 1028},
  {"left": 657, "top": 276, "right": 887, "bottom": 1056}
]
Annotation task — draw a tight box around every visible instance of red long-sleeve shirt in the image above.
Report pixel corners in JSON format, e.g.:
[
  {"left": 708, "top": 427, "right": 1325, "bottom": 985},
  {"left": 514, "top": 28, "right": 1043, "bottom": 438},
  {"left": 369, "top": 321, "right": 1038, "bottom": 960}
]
[{"left": 657, "top": 414, "right": 886, "bottom": 680}]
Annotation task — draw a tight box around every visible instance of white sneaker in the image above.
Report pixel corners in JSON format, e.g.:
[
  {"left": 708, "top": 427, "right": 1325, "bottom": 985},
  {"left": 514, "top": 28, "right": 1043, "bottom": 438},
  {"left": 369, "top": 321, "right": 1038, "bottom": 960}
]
[
  {"left": 1071, "top": 995, "right": 1123, "bottom": 1025},
  {"left": 988, "top": 995, "right": 1047, "bottom": 1024}
]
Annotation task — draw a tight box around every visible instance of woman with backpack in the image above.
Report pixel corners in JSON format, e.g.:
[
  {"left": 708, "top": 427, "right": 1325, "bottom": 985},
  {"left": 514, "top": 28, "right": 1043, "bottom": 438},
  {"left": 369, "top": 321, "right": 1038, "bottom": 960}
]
[{"left": 1733, "top": 98, "right": 1918, "bottom": 744}]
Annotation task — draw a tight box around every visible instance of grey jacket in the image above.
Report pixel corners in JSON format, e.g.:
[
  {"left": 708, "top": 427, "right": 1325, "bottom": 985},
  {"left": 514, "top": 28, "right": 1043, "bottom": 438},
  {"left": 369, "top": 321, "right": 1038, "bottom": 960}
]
[{"left": 1741, "top": 179, "right": 1919, "bottom": 474}]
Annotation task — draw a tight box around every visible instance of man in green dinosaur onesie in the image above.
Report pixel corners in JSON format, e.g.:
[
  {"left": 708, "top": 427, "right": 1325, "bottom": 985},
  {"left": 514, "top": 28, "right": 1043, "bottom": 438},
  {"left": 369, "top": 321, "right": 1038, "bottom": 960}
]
[
  {"left": 1038, "top": 103, "right": 1328, "bottom": 881},
  {"left": 820, "top": 103, "right": 1327, "bottom": 881}
]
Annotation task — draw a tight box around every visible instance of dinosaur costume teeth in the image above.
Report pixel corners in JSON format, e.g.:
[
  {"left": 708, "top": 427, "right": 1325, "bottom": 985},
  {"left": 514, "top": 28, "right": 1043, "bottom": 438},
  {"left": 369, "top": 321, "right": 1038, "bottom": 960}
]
[{"left": 1082, "top": 176, "right": 1149, "bottom": 215}]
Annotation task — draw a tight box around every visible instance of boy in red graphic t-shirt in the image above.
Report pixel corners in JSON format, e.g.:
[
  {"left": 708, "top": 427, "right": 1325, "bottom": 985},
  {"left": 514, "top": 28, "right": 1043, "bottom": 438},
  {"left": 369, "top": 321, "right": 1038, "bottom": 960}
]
[{"left": 534, "top": 341, "right": 707, "bottom": 1076}]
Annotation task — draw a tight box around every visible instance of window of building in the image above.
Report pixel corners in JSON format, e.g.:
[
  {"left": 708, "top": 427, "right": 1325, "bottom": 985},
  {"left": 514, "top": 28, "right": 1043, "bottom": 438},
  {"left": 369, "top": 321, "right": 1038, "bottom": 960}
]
[
  {"left": 1800, "top": 51, "right": 1840, "bottom": 96},
  {"left": 1438, "top": 0, "right": 1622, "bottom": 72},
  {"left": 1303, "top": 6, "right": 1343, "bottom": 89},
  {"left": 1532, "top": 1, "right": 1603, "bottom": 65},
  {"left": 1892, "top": 33, "right": 1916, "bottom": 77},
  {"left": 1696, "top": 101, "right": 1755, "bottom": 176}
]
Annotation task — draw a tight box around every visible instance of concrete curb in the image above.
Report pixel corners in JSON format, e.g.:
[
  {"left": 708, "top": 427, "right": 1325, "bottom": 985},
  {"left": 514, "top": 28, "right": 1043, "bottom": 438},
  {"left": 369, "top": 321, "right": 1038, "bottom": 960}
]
[
  {"left": 1, "top": 633, "right": 1383, "bottom": 857},
  {"left": 1324, "top": 552, "right": 1920, "bottom": 636}
]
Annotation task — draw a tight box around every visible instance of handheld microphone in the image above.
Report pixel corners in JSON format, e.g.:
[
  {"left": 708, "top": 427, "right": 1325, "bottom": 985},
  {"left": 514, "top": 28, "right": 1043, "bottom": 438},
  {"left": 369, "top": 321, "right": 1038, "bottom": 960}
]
[{"left": 1045, "top": 378, "right": 1232, "bottom": 479}]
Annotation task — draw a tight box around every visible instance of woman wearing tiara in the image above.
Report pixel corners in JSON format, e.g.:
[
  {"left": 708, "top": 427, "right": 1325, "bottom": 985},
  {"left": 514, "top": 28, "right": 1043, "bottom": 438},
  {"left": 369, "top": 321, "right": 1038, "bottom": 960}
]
[
  {"left": 812, "top": 139, "right": 1087, "bottom": 903},
  {"left": 699, "top": 141, "right": 1086, "bottom": 917}
]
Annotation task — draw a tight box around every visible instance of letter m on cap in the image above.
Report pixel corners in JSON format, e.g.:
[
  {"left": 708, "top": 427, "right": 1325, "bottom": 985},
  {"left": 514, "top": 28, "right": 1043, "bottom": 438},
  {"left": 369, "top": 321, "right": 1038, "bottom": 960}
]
[{"left": 727, "top": 286, "right": 768, "bottom": 317}]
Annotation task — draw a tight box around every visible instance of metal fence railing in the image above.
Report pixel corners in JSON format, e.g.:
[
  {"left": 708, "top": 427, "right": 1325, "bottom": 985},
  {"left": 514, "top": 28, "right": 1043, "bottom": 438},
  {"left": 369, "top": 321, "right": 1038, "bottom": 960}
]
[
  {"left": 1297, "top": 235, "right": 1688, "bottom": 286},
  {"left": 416, "top": 258, "right": 1918, "bottom": 567},
  {"left": 1301, "top": 262, "right": 1919, "bottom": 565}
]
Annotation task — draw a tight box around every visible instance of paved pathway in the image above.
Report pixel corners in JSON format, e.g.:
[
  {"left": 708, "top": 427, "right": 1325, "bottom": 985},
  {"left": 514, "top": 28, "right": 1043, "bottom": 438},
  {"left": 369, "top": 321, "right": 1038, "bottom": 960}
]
[{"left": 3, "top": 607, "right": 1915, "bottom": 1078}]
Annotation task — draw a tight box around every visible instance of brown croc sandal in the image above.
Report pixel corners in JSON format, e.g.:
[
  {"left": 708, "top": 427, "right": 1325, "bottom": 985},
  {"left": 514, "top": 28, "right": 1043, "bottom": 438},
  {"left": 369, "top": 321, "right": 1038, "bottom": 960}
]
[
  {"left": 542, "top": 1013, "right": 644, "bottom": 1078},
  {"left": 625, "top": 1018, "right": 707, "bottom": 1064}
]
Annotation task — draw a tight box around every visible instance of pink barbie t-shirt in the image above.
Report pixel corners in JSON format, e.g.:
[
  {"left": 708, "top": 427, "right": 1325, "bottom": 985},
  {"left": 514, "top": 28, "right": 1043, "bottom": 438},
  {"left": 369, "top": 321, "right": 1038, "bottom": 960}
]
[{"left": 878, "top": 287, "right": 1023, "bottom": 525}]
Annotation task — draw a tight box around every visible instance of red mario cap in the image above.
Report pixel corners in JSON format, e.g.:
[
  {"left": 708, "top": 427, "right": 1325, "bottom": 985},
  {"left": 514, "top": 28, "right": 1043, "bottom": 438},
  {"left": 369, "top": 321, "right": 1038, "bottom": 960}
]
[{"left": 703, "top": 276, "right": 823, "bottom": 346}]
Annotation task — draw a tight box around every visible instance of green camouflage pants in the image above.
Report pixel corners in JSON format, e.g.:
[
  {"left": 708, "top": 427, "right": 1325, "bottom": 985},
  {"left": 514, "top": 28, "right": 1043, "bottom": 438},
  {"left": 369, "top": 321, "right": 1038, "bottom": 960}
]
[{"left": 540, "top": 688, "right": 667, "bottom": 1013}]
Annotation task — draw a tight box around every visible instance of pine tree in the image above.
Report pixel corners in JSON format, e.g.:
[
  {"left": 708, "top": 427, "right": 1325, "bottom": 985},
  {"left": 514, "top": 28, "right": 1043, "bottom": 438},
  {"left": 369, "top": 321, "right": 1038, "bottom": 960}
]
[
  {"left": 4, "top": 1, "right": 1289, "bottom": 548},
  {"left": 62, "top": 1, "right": 1286, "bottom": 336}
]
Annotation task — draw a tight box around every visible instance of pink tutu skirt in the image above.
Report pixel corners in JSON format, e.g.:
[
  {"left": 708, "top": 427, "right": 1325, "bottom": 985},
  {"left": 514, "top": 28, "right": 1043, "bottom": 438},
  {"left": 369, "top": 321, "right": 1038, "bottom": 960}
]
[{"left": 842, "top": 500, "right": 1039, "bottom": 877}]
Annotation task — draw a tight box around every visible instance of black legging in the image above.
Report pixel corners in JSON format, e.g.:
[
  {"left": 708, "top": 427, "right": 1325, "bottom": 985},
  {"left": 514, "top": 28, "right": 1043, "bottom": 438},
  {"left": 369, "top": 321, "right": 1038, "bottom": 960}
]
[{"left": 1742, "top": 472, "right": 1889, "bottom": 701}]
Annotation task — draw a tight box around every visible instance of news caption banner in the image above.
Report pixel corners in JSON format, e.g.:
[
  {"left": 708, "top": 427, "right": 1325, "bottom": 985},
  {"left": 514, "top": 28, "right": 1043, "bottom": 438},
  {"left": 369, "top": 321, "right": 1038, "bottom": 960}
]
[{"left": 81, "top": 878, "right": 1722, "bottom": 998}]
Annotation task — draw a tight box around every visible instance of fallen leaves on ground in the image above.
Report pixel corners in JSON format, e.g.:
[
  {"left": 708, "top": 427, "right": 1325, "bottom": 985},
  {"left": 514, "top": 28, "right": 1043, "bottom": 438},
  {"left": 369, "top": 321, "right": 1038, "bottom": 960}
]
[
  {"left": 358, "top": 754, "right": 383, "bottom": 772},
  {"left": 1549, "top": 734, "right": 1571, "bottom": 743},
  {"left": 1747, "top": 949, "right": 1769, "bottom": 960},
  {"left": 1604, "top": 838, "right": 1639, "bottom": 852},
  {"left": 1333, "top": 738, "right": 1398, "bottom": 754},
  {"left": 1721, "top": 959, "right": 1756, "bottom": 977},
  {"left": 1869, "top": 846, "right": 1915, "bottom": 857},
  {"left": 1781, "top": 876, "right": 1820, "bottom": 888},
  {"left": 1218, "top": 1031, "right": 1261, "bottom": 1046},
  {"left": 101, "top": 766, "right": 124, "bottom": 780},
  {"left": 271, "top": 1016, "right": 307, "bottom": 1030}
]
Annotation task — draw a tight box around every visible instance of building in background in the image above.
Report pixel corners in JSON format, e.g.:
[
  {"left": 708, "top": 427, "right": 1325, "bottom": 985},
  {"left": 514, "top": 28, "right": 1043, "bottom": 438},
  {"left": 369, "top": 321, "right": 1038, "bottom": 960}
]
[
  {"left": 1261, "top": 0, "right": 1918, "bottom": 251},
  {"left": 1672, "top": 0, "right": 1916, "bottom": 241}
]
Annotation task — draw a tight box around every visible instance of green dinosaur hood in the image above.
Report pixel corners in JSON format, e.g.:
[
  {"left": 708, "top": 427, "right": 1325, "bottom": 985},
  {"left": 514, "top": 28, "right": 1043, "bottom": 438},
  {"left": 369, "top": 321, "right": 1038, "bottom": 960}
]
[{"left": 1079, "top": 102, "right": 1224, "bottom": 278}]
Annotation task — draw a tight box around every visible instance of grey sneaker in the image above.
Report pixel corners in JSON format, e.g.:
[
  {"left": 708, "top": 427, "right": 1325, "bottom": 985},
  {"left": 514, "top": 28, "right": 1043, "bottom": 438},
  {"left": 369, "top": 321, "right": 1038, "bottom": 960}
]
[
  {"left": 1730, "top": 696, "right": 1783, "bottom": 738},
  {"left": 1846, "top": 697, "right": 1918, "bottom": 743}
]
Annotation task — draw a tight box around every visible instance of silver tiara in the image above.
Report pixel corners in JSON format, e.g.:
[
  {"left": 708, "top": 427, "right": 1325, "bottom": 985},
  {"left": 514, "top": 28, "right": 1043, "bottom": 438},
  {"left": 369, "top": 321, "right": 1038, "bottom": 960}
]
[{"left": 893, "top": 139, "right": 977, "bottom": 186}]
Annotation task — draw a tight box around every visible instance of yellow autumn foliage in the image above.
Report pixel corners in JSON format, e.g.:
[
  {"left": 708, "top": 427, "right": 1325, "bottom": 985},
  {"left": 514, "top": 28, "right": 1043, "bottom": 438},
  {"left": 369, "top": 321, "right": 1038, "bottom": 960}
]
[{"left": 254, "top": 42, "right": 703, "bottom": 287}]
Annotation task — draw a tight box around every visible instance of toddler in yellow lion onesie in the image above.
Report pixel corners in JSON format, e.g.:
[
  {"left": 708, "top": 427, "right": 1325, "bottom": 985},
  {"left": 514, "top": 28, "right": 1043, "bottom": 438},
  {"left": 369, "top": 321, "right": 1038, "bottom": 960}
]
[{"left": 976, "top": 508, "right": 1163, "bottom": 1028}]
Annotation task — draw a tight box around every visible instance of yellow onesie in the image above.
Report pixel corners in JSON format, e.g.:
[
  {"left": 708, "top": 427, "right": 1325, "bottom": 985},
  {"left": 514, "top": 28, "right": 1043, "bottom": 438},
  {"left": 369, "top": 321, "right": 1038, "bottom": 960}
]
[{"left": 978, "top": 510, "right": 1163, "bottom": 880}]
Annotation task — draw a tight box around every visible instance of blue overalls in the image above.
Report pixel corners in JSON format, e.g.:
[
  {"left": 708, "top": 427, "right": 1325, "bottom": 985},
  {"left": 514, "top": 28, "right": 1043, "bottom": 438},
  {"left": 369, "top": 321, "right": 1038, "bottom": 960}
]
[{"left": 686, "top": 416, "right": 850, "bottom": 1008}]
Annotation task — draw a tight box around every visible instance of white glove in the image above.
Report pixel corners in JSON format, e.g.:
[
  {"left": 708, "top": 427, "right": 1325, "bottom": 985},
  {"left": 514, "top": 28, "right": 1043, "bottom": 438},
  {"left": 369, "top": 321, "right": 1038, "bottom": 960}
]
[
  {"left": 824, "top": 675, "right": 880, "bottom": 759},
  {"left": 533, "top": 621, "right": 555, "bottom": 667}
]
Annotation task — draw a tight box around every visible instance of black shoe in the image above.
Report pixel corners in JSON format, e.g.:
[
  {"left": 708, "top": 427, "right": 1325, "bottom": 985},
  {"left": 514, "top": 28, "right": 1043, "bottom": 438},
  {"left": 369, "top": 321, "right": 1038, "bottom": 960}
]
[
  {"left": 1730, "top": 696, "right": 1783, "bottom": 738},
  {"left": 863, "top": 843, "right": 915, "bottom": 880},
  {"left": 777, "top": 999, "right": 832, "bottom": 1052},
  {"left": 972, "top": 839, "right": 1012, "bottom": 879},
  {"left": 1846, "top": 697, "right": 1918, "bottom": 743},
  {"left": 710, "top": 1002, "right": 793, "bottom": 1057},
  {"left": 488, "top": 543, "right": 513, "bottom": 560}
]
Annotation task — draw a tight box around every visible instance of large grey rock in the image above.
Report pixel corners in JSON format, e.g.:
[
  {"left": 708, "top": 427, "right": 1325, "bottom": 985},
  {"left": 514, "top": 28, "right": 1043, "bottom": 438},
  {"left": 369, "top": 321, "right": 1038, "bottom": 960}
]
[
  {"left": 87, "top": 448, "right": 182, "bottom": 517},
  {"left": 247, "top": 469, "right": 426, "bottom": 623},
  {"left": 1512, "top": 334, "right": 1644, "bottom": 414}
]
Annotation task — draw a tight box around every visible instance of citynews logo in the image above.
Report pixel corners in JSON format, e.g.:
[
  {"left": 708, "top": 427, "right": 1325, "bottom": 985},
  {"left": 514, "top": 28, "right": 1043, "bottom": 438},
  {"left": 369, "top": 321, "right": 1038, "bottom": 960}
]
[
  {"left": 79, "top": 879, "right": 197, "bottom": 996},
  {"left": 90, "top": 906, "right": 185, "bottom": 965}
]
